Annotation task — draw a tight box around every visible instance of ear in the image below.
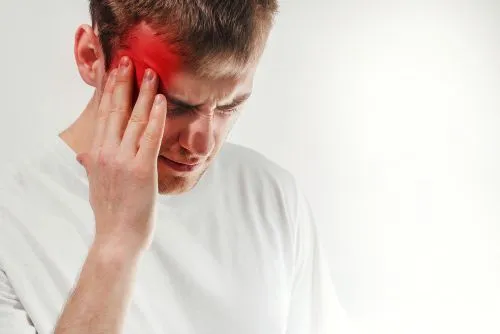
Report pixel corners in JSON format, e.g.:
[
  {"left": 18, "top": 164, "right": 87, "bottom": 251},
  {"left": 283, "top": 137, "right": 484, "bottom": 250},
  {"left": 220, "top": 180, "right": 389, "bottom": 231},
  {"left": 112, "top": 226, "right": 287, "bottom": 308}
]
[{"left": 74, "top": 24, "right": 105, "bottom": 88}]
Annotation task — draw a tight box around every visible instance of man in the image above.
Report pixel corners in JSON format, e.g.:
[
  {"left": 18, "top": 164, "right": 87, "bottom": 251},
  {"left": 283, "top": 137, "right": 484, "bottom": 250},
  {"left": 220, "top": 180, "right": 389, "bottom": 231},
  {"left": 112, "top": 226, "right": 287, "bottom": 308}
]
[{"left": 0, "top": 1, "right": 345, "bottom": 333}]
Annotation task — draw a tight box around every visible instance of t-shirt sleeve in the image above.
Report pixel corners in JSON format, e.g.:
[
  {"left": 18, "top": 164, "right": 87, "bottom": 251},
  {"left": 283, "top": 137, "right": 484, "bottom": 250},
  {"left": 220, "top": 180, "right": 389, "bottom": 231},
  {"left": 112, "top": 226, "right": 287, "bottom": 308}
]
[
  {"left": 285, "top": 182, "right": 353, "bottom": 334},
  {"left": 0, "top": 268, "right": 37, "bottom": 334}
]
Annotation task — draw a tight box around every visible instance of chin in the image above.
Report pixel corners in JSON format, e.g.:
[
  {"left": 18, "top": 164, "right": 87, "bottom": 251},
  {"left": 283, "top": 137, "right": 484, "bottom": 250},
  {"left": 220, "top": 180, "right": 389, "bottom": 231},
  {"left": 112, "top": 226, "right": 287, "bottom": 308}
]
[{"left": 156, "top": 167, "right": 207, "bottom": 195}]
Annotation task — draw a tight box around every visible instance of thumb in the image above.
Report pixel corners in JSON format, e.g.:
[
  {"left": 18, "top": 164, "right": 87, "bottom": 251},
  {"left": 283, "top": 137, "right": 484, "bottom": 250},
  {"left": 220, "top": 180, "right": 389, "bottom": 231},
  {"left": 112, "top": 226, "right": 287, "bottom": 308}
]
[{"left": 76, "top": 152, "right": 88, "bottom": 168}]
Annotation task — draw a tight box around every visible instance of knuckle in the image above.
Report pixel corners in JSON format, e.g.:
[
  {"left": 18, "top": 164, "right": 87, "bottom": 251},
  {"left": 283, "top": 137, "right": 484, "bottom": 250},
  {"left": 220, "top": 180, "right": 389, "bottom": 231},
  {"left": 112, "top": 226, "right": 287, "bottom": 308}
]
[
  {"left": 114, "top": 74, "right": 129, "bottom": 84},
  {"left": 96, "top": 150, "right": 109, "bottom": 167},
  {"left": 97, "top": 113, "right": 108, "bottom": 122},
  {"left": 110, "top": 104, "right": 129, "bottom": 115},
  {"left": 131, "top": 163, "right": 151, "bottom": 180},
  {"left": 141, "top": 130, "right": 156, "bottom": 144},
  {"left": 113, "top": 155, "right": 129, "bottom": 169},
  {"left": 104, "top": 81, "right": 114, "bottom": 92},
  {"left": 96, "top": 148, "right": 116, "bottom": 167},
  {"left": 128, "top": 112, "right": 148, "bottom": 125},
  {"left": 104, "top": 78, "right": 115, "bottom": 92},
  {"left": 139, "top": 82, "right": 155, "bottom": 95},
  {"left": 88, "top": 150, "right": 99, "bottom": 164}
]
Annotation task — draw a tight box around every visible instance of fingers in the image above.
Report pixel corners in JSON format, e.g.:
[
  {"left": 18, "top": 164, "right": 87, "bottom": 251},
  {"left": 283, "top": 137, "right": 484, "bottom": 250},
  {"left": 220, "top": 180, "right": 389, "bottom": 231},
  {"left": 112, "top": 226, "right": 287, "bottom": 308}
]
[
  {"left": 135, "top": 94, "right": 167, "bottom": 164},
  {"left": 91, "top": 55, "right": 164, "bottom": 172},
  {"left": 103, "top": 56, "right": 134, "bottom": 148},
  {"left": 92, "top": 69, "right": 117, "bottom": 150},
  {"left": 120, "top": 68, "right": 159, "bottom": 158}
]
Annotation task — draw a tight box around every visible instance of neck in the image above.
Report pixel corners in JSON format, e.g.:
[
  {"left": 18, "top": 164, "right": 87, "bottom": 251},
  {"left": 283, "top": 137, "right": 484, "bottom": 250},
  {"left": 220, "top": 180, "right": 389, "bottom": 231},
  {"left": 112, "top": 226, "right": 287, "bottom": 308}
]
[{"left": 59, "top": 91, "right": 100, "bottom": 156}]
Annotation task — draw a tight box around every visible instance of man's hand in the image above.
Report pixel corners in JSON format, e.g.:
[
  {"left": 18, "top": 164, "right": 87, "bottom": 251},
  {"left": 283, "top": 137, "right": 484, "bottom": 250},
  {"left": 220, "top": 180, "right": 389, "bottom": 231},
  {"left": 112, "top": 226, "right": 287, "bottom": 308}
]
[
  {"left": 76, "top": 56, "right": 167, "bottom": 253},
  {"left": 54, "top": 56, "right": 166, "bottom": 334}
]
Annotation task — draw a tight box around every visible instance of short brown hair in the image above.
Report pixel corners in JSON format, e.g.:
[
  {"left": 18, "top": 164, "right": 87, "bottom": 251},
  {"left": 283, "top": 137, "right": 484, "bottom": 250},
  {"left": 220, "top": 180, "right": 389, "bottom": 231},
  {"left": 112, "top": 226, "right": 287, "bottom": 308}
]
[{"left": 89, "top": 0, "right": 279, "bottom": 77}]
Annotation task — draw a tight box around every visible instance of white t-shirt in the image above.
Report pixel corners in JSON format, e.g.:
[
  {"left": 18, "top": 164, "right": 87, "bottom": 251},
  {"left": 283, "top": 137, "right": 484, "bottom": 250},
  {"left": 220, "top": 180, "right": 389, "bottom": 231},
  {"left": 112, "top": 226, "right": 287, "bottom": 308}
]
[{"left": 0, "top": 135, "right": 346, "bottom": 334}]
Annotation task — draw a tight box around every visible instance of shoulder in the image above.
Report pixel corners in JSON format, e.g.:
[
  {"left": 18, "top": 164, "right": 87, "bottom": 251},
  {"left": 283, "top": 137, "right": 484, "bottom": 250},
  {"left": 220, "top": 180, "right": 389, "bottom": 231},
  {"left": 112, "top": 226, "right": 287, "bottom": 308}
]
[
  {"left": 0, "top": 137, "right": 64, "bottom": 238},
  {"left": 0, "top": 158, "right": 32, "bottom": 206},
  {"left": 213, "top": 142, "right": 303, "bottom": 220},
  {"left": 0, "top": 149, "right": 48, "bottom": 207},
  {"left": 0, "top": 137, "right": 60, "bottom": 193}
]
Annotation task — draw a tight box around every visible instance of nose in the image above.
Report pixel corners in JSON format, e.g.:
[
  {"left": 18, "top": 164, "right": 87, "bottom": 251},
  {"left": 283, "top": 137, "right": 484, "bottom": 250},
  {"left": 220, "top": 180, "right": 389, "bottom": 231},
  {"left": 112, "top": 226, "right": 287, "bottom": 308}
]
[{"left": 179, "top": 114, "right": 216, "bottom": 157}]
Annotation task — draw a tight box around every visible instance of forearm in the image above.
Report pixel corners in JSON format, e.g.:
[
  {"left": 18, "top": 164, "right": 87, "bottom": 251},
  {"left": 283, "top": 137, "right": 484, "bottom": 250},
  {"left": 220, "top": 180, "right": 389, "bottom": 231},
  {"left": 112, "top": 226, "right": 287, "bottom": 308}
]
[{"left": 54, "top": 237, "right": 143, "bottom": 334}]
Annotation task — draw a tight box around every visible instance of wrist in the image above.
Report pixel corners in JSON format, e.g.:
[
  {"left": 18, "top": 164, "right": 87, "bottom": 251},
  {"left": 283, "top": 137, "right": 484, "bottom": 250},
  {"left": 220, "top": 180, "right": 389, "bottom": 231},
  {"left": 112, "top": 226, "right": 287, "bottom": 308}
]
[{"left": 90, "top": 235, "right": 145, "bottom": 267}]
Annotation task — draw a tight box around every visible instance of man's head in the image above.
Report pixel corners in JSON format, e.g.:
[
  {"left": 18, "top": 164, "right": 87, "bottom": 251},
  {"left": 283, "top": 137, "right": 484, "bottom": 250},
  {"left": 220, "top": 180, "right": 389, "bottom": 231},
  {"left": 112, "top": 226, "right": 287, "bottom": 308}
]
[{"left": 74, "top": 0, "right": 278, "bottom": 194}]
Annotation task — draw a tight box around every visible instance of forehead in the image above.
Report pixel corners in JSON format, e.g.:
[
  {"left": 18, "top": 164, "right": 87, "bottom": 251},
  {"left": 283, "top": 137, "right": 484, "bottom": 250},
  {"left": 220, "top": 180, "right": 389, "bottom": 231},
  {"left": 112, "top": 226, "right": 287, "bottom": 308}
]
[
  {"left": 119, "top": 22, "right": 257, "bottom": 104},
  {"left": 167, "top": 69, "right": 255, "bottom": 106}
]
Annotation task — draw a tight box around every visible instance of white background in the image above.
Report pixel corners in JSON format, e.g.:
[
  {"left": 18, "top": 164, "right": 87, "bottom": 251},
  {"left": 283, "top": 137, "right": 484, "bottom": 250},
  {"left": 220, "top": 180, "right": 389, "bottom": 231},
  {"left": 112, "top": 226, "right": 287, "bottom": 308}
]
[{"left": 1, "top": 1, "right": 499, "bottom": 333}]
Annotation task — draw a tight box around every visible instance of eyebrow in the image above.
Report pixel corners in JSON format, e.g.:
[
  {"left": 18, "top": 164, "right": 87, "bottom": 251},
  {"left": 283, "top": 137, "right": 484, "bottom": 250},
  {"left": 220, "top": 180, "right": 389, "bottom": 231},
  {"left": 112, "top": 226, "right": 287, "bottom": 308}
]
[
  {"left": 164, "top": 92, "right": 252, "bottom": 110},
  {"left": 218, "top": 93, "right": 252, "bottom": 110}
]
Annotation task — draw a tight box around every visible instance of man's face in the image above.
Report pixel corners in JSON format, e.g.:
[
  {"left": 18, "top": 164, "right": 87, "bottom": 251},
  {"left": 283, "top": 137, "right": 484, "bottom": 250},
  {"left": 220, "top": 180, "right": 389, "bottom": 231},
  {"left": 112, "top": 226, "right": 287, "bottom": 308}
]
[
  {"left": 151, "top": 69, "right": 254, "bottom": 195},
  {"left": 105, "top": 24, "right": 257, "bottom": 195}
]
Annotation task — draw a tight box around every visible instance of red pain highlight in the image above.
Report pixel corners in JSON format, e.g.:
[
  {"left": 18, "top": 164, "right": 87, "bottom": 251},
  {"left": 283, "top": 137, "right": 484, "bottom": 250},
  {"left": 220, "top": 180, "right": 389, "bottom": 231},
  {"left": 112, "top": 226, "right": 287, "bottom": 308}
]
[{"left": 110, "top": 23, "right": 182, "bottom": 100}]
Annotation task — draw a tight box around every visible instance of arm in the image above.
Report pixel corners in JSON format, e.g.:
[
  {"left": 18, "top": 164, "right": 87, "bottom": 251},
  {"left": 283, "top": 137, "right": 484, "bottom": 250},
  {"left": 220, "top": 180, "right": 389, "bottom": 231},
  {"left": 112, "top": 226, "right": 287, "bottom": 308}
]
[
  {"left": 54, "top": 56, "right": 167, "bottom": 333},
  {"left": 0, "top": 239, "right": 142, "bottom": 334},
  {"left": 1, "top": 53, "right": 165, "bottom": 333},
  {"left": 53, "top": 238, "right": 142, "bottom": 334}
]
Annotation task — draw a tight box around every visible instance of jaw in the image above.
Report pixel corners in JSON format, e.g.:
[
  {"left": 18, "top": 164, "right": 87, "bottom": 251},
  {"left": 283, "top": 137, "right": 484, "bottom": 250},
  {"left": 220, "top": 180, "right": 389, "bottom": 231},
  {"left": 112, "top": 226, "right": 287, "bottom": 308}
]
[{"left": 156, "top": 165, "right": 208, "bottom": 195}]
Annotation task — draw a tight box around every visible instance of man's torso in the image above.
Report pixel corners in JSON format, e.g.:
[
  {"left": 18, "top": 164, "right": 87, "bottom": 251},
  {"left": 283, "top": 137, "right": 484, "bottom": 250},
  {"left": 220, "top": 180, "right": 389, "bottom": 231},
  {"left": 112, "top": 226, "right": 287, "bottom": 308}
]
[{"left": 0, "top": 136, "right": 297, "bottom": 334}]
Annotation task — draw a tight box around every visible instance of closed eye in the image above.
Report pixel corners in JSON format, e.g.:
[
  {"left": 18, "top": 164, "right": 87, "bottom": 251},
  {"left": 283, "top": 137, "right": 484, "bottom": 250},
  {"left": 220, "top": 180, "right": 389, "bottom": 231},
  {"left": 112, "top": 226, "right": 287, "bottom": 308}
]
[
  {"left": 216, "top": 106, "right": 240, "bottom": 116},
  {"left": 166, "top": 105, "right": 196, "bottom": 117},
  {"left": 164, "top": 92, "right": 250, "bottom": 117},
  {"left": 166, "top": 105, "right": 241, "bottom": 117}
]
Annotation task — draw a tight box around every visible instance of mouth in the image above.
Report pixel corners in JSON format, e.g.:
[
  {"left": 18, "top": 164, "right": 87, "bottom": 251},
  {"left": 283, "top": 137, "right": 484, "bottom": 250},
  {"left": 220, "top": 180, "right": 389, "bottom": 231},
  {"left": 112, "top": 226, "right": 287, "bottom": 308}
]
[{"left": 158, "top": 156, "right": 201, "bottom": 172}]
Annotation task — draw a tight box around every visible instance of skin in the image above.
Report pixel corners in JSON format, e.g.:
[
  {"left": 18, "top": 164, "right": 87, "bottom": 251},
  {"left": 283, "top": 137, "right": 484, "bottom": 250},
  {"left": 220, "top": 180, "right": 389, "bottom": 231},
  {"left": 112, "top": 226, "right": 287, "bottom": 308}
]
[
  {"left": 60, "top": 22, "right": 257, "bottom": 195},
  {"left": 53, "top": 21, "right": 267, "bottom": 333}
]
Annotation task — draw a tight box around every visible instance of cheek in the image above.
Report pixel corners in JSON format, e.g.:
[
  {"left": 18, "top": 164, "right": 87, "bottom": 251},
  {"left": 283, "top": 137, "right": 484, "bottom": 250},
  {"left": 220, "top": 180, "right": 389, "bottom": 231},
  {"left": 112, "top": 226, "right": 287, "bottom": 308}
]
[
  {"left": 158, "top": 118, "right": 183, "bottom": 146},
  {"left": 212, "top": 117, "right": 237, "bottom": 145},
  {"left": 161, "top": 117, "right": 232, "bottom": 144}
]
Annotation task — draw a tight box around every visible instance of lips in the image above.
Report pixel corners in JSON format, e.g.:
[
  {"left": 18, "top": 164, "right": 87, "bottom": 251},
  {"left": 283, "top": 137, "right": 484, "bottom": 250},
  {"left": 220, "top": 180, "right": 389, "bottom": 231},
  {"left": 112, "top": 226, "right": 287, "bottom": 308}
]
[
  {"left": 158, "top": 155, "right": 203, "bottom": 173},
  {"left": 162, "top": 157, "right": 200, "bottom": 166}
]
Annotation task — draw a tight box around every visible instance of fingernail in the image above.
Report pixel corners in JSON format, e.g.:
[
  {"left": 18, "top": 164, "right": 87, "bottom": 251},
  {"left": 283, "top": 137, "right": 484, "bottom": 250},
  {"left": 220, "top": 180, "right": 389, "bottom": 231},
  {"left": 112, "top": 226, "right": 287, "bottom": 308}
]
[
  {"left": 119, "top": 56, "right": 129, "bottom": 74},
  {"left": 154, "top": 94, "right": 163, "bottom": 105},
  {"left": 145, "top": 69, "right": 154, "bottom": 82}
]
